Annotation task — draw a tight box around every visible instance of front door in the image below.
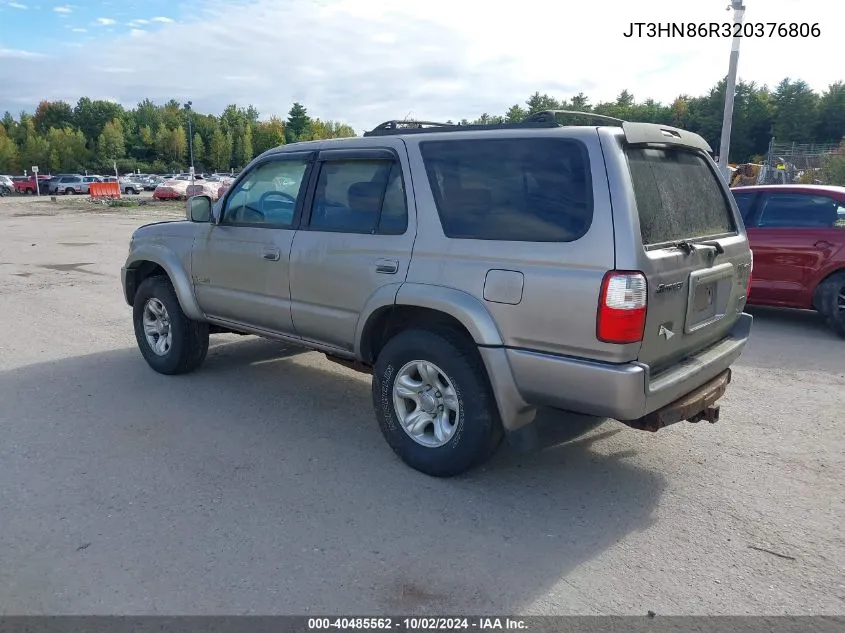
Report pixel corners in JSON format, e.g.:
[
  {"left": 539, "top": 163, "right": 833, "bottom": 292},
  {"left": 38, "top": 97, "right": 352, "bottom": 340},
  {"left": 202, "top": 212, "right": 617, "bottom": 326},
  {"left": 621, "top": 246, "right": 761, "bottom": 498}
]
[
  {"left": 746, "top": 191, "right": 844, "bottom": 308},
  {"left": 191, "top": 153, "right": 313, "bottom": 334},
  {"left": 289, "top": 148, "right": 415, "bottom": 351}
]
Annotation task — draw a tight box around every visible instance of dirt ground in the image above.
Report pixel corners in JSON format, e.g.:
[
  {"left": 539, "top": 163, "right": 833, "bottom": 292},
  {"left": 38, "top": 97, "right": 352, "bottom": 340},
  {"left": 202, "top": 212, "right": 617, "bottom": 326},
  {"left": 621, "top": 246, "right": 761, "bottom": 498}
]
[{"left": 0, "top": 193, "right": 843, "bottom": 615}]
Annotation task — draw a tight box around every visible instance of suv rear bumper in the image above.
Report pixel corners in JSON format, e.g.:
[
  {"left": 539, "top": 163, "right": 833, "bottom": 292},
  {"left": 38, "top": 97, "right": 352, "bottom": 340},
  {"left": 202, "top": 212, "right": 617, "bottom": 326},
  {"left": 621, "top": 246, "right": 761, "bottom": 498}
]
[{"left": 503, "top": 312, "right": 752, "bottom": 423}]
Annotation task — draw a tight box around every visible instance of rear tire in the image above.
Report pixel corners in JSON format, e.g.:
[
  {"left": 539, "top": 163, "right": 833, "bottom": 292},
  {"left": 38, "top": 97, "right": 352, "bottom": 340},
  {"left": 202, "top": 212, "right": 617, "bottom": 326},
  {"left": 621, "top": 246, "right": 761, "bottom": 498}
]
[
  {"left": 372, "top": 328, "right": 504, "bottom": 477},
  {"left": 132, "top": 276, "right": 209, "bottom": 375},
  {"left": 818, "top": 271, "right": 845, "bottom": 339}
]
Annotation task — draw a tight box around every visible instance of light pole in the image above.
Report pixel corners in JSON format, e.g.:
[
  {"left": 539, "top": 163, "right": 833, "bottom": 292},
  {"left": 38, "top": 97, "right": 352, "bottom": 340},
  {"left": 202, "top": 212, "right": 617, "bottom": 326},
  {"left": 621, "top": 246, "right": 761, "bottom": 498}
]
[
  {"left": 184, "top": 101, "right": 195, "bottom": 185},
  {"left": 717, "top": 0, "right": 747, "bottom": 181}
]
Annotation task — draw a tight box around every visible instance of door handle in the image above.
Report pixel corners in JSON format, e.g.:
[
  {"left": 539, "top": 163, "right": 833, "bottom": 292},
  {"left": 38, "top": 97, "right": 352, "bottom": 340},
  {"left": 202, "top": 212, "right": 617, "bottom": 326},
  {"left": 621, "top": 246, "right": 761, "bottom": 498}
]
[
  {"left": 814, "top": 240, "right": 833, "bottom": 249},
  {"left": 375, "top": 257, "right": 399, "bottom": 274},
  {"left": 263, "top": 249, "right": 281, "bottom": 261}
]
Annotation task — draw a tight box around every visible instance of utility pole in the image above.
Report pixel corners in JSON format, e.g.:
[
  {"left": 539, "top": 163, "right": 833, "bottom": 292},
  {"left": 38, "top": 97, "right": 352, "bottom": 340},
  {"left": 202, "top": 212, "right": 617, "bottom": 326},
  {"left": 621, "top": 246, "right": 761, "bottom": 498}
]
[
  {"left": 184, "top": 101, "right": 195, "bottom": 185},
  {"left": 717, "top": 0, "right": 747, "bottom": 181}
]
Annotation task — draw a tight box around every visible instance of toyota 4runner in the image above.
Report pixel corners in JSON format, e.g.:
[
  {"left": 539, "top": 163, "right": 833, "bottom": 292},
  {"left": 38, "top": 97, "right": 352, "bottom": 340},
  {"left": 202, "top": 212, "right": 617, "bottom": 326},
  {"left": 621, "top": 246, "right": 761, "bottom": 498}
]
[{"left": 121, "top": 111, "right": 754, "bottom": 477}]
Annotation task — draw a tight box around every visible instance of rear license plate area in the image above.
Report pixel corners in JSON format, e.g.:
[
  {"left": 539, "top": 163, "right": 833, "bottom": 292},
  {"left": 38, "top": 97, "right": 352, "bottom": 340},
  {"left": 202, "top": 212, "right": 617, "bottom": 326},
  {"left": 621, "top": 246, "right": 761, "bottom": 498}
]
[{"left": 685, "top": 263, "right": 734, "bottom": 333}]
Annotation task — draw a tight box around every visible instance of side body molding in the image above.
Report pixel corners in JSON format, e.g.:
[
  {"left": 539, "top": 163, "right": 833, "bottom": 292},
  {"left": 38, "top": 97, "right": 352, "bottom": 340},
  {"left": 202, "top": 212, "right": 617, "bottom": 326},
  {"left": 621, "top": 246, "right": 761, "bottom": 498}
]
[{"left": 124, "top": 244, "right": 204, "bottom": 321}]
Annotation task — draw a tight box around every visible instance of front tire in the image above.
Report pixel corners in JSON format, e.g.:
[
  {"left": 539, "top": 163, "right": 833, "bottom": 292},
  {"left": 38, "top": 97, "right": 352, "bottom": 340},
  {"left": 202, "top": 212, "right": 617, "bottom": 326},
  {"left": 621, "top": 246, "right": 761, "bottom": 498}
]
[
  {"left": 132, "top": 276, "right": 209, "bottom": 375},
  {"left": 818, "top": 271, "right": 845, "bottom": 339},
  {"left": 372, "top": 328, "right": 504, "bottom": 477}
]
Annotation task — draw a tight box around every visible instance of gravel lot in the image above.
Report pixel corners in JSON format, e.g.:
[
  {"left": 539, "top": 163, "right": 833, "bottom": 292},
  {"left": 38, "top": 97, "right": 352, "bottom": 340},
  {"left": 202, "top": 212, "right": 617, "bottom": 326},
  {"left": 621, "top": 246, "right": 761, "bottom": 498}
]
[{"left": 0, "top": 194, "right": 842, "bottom": 616}]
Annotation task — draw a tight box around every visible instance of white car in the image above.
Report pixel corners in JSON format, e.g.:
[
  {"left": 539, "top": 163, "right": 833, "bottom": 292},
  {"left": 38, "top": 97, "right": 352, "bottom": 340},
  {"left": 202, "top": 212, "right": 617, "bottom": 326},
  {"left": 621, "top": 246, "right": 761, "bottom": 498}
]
[{"left": 0, "top": 175, "right": 13, "bottom": 196}]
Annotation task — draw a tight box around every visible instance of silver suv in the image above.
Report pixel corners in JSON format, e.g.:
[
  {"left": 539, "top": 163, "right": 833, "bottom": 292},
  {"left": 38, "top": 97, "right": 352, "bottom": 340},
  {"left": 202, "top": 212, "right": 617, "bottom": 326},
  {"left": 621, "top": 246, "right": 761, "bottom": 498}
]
[{"left": 121, "top": 112, "right": 754, "bottom": 477}]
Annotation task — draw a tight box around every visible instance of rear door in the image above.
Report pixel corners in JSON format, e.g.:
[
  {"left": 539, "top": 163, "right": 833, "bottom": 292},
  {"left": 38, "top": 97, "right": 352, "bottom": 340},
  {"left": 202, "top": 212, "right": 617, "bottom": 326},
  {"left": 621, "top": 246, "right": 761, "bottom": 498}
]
[
  {"left": 621, "top": 145, "right": 751, "bottom": 373},
  {"left": 746, "top": 191, "right": 845, "bottom": 308},
  {"left": 288, "top": 147, "right": 414, "bottom": 352}
]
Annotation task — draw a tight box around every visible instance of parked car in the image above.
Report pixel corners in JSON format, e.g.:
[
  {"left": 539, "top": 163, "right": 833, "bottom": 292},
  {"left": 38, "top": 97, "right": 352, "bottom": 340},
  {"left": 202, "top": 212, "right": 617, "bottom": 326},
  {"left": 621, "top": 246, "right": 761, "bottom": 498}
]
[
  {"left": 13, "top": 175, "right": 51, "bottom": 194},
  {"left": 732, "top": 184, "right": 845, "bottom": 337},
  {"left": 79, "top": 175, "right": 103, "bottom": 194},
  {"left": 49, "top": 175, "right": 85, "bottom": 194},
  {"left": 0, "top": 175, "right": 13, "bottom": 196},
  {"left": 122, "top": 114, "right": 754, "bottom": 477},
  {"left": 119, "top": 178, "right": 144, "bottom": 195}
]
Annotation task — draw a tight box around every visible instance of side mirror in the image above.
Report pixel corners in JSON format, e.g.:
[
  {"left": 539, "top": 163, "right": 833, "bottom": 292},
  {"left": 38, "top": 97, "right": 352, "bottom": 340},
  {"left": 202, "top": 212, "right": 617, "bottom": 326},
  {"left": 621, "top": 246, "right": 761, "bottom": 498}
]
[{"left": 188, "top": 195, "right": 212, "bottom": 222}]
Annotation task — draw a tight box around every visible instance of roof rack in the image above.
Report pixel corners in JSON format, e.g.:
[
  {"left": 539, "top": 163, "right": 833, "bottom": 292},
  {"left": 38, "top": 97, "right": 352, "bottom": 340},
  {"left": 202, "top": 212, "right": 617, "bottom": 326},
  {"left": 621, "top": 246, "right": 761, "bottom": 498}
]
[
  {"left": 362, "top": 118, "right": 558, "bottom": 137},
  {"left": 362, "top": 111, "right": 712, "bottom": 152},
  {"left": 521, "top": 110, "right": 625, "bottom": 125}
]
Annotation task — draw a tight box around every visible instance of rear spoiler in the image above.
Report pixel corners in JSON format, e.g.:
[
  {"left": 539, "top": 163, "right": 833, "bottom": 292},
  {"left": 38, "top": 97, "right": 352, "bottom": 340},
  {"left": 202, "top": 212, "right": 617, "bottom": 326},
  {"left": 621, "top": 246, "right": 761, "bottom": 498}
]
[{"left": 622, "top": 121, "right": 712, "bottom": 153}]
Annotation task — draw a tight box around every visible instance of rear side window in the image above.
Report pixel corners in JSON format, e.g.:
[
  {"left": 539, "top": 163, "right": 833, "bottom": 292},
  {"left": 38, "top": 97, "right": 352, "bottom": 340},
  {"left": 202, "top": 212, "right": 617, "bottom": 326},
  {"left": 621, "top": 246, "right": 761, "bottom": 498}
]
[
  {"left": 309, "top": 159, "right": 408, "bottom": 235},
  {"left": 758, "top": 194, "right": 841, "bottom": 228},
  {"left": 420, "top": 138, "right": 593, "bottom": 242},
  {"left": 626, "top": 147, "right": 736, "bottom": 246}
]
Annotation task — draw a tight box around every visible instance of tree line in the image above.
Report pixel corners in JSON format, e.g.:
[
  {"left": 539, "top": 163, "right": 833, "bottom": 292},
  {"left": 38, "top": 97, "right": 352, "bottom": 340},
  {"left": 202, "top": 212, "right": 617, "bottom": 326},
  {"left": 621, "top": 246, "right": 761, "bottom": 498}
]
[
  {"left": 0, "top": 76, "right": 843, "bottom": 177},
  {"left": 0, "top": 99, "right": 355, "bottom": 175}
]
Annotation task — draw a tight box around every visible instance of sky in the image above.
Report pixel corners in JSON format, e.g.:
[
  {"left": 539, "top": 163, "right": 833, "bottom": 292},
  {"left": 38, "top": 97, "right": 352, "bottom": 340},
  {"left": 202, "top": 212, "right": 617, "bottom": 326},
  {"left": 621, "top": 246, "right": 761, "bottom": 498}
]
[{"left": 0, "top": 0, "right": 840, "bottom": 133}]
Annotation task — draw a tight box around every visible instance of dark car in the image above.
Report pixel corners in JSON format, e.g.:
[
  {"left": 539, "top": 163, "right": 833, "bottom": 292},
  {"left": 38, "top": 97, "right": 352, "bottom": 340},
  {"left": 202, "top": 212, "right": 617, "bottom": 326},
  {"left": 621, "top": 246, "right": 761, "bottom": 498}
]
[{"left": 731, "top": 184, "right": 845, "bottom": 337}]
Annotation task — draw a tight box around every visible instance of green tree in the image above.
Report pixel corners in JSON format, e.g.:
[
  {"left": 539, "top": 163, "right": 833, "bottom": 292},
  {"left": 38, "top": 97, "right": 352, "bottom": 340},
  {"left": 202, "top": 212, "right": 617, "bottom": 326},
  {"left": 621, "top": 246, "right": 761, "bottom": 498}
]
[
  {"left": 134, "top": 98, "right": 162, "bottom": 131},
  {"left": 816, "top": 82, "right": 845, "bottom": 143},
  {"left": 19, "top": 135, "right": 50, "bottom": 172},
  {"left": 525, "top": 92, "right": 561, "bottom": 114},
  {"left": 504, "top": 104, "right": 527, "bottom": 123},
  {"left": 167, "top": 126, "right": 188, "bottom": 165},
  {"left": 33, "top": 100, "right": 75, "bottom": 133},
  {"left": 772, "top": 78, "right": 819, "bottom": 142},
  {"left": 209, "top": 127, "right": 232, "bottom": 171},
  {"left": 98, "top": 118, "right": 126, "bottom": 162},
  {"left": 73, "top": 97, "right": 125, "bottom": 148},
  {"left": 192, "top": 132, "right": 205, "bottom": 166},
  {"left": 820, "top": 142, "right": 845, "bottom": 186},
  {"left": 235, "top": 122, "right": 253, "bottom": 166},
  {"left": 285, "top": 102, "right": 310, "bottom": 143},
  {"left": 0, "top": 125, "right": 19, "bottom": 172},
  {"left": 253, "top": 117, "right": 286, "bottom": 155},
  {"left": 47, "top": 127, "right": 88, "bottom": 172},
  {"left": 301, "top": 119, "right": 356, "bottom": 140}
]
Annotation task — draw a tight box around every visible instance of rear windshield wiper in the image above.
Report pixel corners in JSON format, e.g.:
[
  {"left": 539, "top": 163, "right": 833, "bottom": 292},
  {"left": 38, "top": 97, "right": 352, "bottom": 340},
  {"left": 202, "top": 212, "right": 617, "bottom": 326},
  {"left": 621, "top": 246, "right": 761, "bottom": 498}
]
[
  {"left": 669, "top": 239, "right": 696, "bottom": 255},
  {"left": 668, "top": 239, "right": 724, "bottom": 256}
]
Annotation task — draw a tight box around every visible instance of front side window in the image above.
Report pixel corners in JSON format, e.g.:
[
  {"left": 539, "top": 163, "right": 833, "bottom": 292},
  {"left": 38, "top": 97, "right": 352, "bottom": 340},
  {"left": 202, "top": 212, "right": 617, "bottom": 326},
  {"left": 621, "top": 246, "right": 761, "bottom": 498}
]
[
  {"left": 222, "top": 158, "right": 308, "bottom": 227},
  {"left": 309, "top": 159, "right": 408, "bottom": 234},
  {"left": 419, "top": 137, "right": 593, "bottom": 242},
  {"left": 757, "top": 194, "right": 840, "bottom": 228}
]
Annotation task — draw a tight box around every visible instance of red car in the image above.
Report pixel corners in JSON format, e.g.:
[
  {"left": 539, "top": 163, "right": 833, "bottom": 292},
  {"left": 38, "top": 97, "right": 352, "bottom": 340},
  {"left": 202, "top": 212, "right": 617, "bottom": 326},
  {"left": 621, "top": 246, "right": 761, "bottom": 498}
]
[
  {"left": 13, "top": 175, "right": 51, "bottom": 194},
  {"left": 731, "top": 184, "right": 845, "bottom": 337}
]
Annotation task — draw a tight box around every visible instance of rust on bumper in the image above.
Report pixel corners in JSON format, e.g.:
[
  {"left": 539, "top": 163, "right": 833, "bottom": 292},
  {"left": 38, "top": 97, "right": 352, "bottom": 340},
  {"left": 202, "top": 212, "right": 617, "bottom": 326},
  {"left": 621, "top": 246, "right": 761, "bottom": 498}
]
[{"left": 621, "top": 369, "right": 732, "bottom": 432}]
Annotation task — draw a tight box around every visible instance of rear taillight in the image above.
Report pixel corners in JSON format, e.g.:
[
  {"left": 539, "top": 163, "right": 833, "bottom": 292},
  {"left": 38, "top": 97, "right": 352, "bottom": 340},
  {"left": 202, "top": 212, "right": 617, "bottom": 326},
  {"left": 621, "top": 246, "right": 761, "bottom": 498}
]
[{"left": 597, "top": 271, "right": 648, "bottom": 344}]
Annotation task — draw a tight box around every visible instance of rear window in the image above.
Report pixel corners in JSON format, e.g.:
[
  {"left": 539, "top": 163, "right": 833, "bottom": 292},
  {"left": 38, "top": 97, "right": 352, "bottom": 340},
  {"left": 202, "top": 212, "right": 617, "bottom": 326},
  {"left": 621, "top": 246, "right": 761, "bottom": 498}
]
[
  {"left": 420, "top": 137, "right": 593, "bottom": 242},
  {"left": 626, "top": 147, "right": 736, "bottom": 246}
]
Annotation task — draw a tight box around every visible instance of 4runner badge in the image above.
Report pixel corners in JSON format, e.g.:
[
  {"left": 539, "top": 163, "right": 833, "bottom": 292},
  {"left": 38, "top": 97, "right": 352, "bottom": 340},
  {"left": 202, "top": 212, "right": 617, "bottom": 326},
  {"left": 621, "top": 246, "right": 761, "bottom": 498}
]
[{"left": 658, "top": 324, "right": 675, "bottom": 340}]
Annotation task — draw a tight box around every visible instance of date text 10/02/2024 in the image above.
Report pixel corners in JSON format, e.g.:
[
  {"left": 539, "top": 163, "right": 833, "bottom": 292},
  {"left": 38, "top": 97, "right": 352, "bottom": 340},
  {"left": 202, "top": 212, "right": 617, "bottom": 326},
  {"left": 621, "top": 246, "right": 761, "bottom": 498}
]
[
  {"left": 623, "top": 22, "right": 820, "bottom": 38},
  {"left": 307, "top": 617, "right": 528, "bottom": 630}
]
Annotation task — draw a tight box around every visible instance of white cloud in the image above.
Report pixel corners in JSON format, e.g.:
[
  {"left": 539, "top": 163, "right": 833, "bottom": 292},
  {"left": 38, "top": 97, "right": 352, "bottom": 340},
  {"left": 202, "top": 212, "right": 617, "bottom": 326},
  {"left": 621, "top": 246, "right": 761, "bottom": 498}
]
[
  {"left": 8, "top": 2, "right": 27, "bottom": 9},
  {"left": 71, "top": 27, "right": 86, "bottom": 32},
  {"left": 129, "top": 28, "right": 145, "bottom": 36},
  {"left": 128, "top": 18, "right": 148, "bottom": 26},
  {"left": 53, "top": 4, "right": 71, "bottom": 13},
  {"left": 0, "top": 48, "right": 46, "bottom": 59},
  {"left": 150, "top": 16, "right": 173, "bottom": 23},
  {"left": 94, "top": 17, "right": 115, "bottom": 25},
  {"left": 0, "top": 0, "right": 841, "bottom": 132}
]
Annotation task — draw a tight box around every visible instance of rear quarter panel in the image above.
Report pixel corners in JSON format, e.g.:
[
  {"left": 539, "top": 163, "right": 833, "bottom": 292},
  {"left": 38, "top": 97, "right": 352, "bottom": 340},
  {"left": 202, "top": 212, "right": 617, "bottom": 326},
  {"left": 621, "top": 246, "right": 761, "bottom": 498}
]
[{"left": 404, "top": 127, "right": 624, "bottom": 362}]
